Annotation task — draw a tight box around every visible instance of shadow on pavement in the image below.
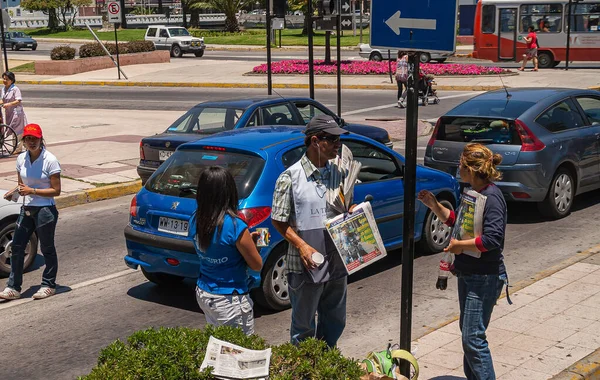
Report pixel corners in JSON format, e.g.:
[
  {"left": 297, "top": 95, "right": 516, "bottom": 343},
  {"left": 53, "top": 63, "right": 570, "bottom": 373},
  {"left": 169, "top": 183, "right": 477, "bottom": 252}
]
[
  {"left": 429, "top": 376, "right": 465, "bottom": 380},
  {"left": 126, "top": 279, "right": 201, "bottom": 313}
]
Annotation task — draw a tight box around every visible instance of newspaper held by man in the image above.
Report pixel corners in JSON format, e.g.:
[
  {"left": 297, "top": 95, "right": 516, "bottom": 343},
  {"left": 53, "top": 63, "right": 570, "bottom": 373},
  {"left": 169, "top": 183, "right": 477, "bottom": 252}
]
[
  {"left": 327, "top": 144, "right": 361, "bottom": 214},
  {"left": 452, "top": 188, "right": 487, "bottom": 258},
  {"left": 325, "top": 202, "right": 387, "bottom": 275},
  {"left": 200, "top": 336, "right": 271, "bottom": 380}
]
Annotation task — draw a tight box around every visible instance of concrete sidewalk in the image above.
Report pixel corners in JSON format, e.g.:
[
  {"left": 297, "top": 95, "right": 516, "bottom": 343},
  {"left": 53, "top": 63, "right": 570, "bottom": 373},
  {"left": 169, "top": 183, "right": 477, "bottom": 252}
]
[{"left": 413, "top": 248, "right": 600, "bottom": 380}]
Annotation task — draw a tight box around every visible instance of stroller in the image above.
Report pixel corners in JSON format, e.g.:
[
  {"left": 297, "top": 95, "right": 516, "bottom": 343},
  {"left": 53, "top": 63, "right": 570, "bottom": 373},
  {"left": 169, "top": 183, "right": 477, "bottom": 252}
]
[{"left": 418, "top": 73, "right": 440, "bottom": 106}]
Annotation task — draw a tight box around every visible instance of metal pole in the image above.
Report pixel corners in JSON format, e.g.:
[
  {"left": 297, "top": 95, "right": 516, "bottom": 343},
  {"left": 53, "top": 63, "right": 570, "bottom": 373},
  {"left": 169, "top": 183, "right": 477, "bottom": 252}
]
[
  {"left": 308, "top": 0, "right": 315, "bottom": 99},
  {"left": 279, "top": 29, "right": 282, "bottom": 48},
  {"left": 359, "top": 0, "right": 363, "bottom": 44},
  {"left": 85, "top": 23, "right": 128, "bottom": 79},
  {"left": 388, "top": 49, "right": 393, "bottom": 83},
  {"left": 119, "top": 0, "right": 128, "bottom": 28},
  {"left": 0, "top": 10, "right": 8, "bottom": 72},
  {"left": 399, "top": 51, "right": 419, "bottom": 378},
  {"left": 336, "top": 0, "right": 342, "bottom": 117},
  {"left": 566, "top": 0, "right": 572, "bottom": 71},
  {"left": 266, "top": 0, "right": 272, "bottom": 95},
  {"left": 115, "top": 24, "right": 121, "bottom": 80}
]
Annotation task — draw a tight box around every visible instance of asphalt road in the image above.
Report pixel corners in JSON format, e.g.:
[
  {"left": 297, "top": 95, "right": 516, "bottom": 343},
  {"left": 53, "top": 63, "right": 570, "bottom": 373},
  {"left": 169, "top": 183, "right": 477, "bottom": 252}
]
[{"left": 1, "top": 167, "right": 600, "bottom": 379}]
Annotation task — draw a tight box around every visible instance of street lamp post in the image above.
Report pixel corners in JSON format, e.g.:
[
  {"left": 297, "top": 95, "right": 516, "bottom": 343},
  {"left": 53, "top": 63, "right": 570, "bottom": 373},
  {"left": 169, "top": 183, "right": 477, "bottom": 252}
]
[{"left": 566, "top": 0, "right": 583, "bottom": 71}]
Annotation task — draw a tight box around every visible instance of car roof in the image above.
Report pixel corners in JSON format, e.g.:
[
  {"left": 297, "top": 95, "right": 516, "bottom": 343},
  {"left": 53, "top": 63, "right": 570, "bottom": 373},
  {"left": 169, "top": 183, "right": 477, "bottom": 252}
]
[
  {"left": 471, "top": 87, "right": 599, "bottom": 102},
  {"left": 191, "top": 96, "right": 318, "bottom": 110}
]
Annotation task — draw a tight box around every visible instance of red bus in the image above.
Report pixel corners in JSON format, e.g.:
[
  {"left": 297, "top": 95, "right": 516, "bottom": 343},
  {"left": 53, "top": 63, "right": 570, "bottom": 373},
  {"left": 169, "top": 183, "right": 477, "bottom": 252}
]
[{"left": 473, "top": 0, "right": 600, "bottom": 68}]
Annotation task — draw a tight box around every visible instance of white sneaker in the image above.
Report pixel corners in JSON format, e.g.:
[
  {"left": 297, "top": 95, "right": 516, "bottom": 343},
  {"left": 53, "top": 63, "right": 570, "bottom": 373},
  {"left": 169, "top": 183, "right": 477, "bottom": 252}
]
[
  {"left": 32, "top": 287, "right": 55, "bottom": 300},
  {"left": 0, "top": 287, "right": 21, "bottom": 300},
  {"left": 398, "top": 100, "right": 406, "bottom": 108}
]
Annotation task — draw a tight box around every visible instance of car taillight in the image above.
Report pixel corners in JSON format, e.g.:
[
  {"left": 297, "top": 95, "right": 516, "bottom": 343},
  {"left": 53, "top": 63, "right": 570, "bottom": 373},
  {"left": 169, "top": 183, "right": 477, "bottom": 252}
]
[
  {"left": 139, "top": 141, "right": 145, "bottom": 160},
  {"left": 512, "top": 192, "right": 531, "bottom": 199},
  {"left": 427, "top": 118, "right": 441, "bottom": 147},
  {"left": 515, "top": 119, "right": 545, "bottom": 152},
  {"left": 238, "top": 207, "right": 271, "bottom": 228},
  {"left": 203, "top": 146, "right": 226, "bottom": 151},
  {"left": 130, "top": 196, "right": 138, "bottom": 218}
]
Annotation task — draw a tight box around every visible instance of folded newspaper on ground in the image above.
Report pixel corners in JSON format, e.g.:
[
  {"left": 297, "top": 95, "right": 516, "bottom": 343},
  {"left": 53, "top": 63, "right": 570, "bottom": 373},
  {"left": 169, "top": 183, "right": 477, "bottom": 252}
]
[
  {"left": 200, "top": 336, "right": 271, "bottom": 380},
  {"left": 325, "top": 202, "right": 387, "bottom": 275},
  {"left": 327, "top": 144, "right": 362, "bottom": 214},
  {"left": 452, "top": 188, "right": 487, "bottom": 259}
]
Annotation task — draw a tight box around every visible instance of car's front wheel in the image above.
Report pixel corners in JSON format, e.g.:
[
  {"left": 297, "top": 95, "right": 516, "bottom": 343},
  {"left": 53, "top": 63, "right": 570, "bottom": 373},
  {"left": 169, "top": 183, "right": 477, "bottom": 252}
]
[
  {"left": 419, "top": 52, "right": 431, "bottom": 63},
  {"left": 0, "top": 221, "right": 38, "bottom": 277},
  {"left": 537, "top": 51, "right": 554, "bottom": 69},
  {"left": 252, "top": 244, "right": 290, "bottom": 311},
  {"left": 32, "top": 45, "right": 37, "bottom": 51},
  {"left": 418, "top": 199, "right": 454, "bottom": 254},
  {"left": 171, "top": 44, "right": 183, "bottom": 58},
  {"left": 141, "top": 267, "right": 185, "bottom": 286},
  {"left": 538, "top": 168, "right": 574, "bottom": 219},
  {"left": 194, "top": 50, "right": 204, "bottom": 57}
]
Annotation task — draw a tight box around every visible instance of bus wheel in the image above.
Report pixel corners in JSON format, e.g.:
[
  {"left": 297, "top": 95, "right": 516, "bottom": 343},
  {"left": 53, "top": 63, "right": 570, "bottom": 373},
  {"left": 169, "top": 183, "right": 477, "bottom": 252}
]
[
  {"left": 552, "top": 61, "right": 561, "bottom": 68},
  {"left": 537, "top": 51, "right": 554, "bottom": 69}
]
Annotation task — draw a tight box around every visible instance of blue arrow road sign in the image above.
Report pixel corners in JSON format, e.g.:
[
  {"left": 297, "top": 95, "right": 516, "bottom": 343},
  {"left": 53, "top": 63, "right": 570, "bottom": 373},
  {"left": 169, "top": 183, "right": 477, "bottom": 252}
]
[{"left": 371, "top": 0, "right": 458, "bottom": 53}]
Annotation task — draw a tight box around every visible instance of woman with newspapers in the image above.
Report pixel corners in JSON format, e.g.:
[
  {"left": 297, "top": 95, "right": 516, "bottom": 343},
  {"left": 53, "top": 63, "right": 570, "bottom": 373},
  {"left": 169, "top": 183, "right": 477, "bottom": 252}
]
[{"left": 418, "top": 143, "right": 509, "bottom": 380}]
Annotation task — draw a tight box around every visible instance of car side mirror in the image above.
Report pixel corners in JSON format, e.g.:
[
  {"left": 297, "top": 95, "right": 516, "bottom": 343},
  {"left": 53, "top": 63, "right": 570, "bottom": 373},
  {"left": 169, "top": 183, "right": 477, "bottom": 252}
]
[
  {"left": 339, "top": 118, "right": 346, "bottom": 126},
  {"left": 364, "top": 194, "right": 374, "bottom": 202}
]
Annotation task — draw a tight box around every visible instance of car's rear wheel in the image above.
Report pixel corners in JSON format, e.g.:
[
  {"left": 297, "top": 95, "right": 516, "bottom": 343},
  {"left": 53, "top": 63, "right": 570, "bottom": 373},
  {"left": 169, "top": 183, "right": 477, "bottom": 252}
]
[
  {"left": 194, "top": 50, "right": 204, "bottom": 57},
  {"left": 141, "top": 267, "right": 185, "bottom": 286},
  {"left": 370, "top": 52, "right": 383, "bottom": 62},
  {"left": 171, "top": 44, "right": 183, "bottom": 58},
  {"left": 252, "top": 244, "right": 290, "bottom": 311},
  {"left": 418, "top": 199, "right": 454, "bottom": 254},
  {"left": 0, "top": 222, "right": 38, "bottom": 277},
  {"left": 537, "top": 51, "right": 554, "bottom": 69},
  {"left": 538, "top": 168, "right": 574, "bottom": 219}
]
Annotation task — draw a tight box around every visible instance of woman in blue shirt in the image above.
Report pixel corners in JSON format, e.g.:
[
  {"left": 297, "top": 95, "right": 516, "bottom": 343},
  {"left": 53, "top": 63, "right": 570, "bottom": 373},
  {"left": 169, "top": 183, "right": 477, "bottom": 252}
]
[{"left": 194, "top": 166, "right": 262, "bottom": 335}]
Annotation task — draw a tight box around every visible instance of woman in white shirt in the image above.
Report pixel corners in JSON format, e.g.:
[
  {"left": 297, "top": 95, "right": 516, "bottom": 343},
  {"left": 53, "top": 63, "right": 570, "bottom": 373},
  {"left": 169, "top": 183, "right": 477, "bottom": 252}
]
[
  {"left": 0, "top": 123, "right": 61, "bottom": 300},
  {"left": 2, "top": 71, "right": 28, "bottom": 153}
]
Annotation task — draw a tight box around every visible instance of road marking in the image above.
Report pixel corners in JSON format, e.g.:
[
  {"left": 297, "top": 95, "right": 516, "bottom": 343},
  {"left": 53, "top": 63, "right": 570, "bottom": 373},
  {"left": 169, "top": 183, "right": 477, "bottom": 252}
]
[
  {"left": 0, "top": 269, "right": 136, "bottom": 311},
  {"left": 342, "top": 92, "right": 483, "bottom": 116}
]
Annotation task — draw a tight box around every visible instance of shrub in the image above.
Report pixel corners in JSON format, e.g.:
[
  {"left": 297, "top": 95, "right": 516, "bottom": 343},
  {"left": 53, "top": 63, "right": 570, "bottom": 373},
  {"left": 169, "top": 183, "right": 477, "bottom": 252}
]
[
  {"left": 79, "top": 40, "right": 154, "bottom": 58},
  {"left": 126, "top": 40, "right": 155, "bottom": 53},
  {"left": 80, "top": 325, "right": 365, "bottom": 380},
  {"left": 50, "top": 45, "right": 76, "bottom": 60}
]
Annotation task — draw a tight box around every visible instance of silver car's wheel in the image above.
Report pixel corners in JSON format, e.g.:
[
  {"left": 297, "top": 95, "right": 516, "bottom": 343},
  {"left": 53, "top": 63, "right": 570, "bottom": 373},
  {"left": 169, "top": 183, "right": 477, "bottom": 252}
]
[
  {"left": 539, "top": 168, "right": 574, "bottom": 219},
  {"left": 0, "top": 222, "right": 38, "bottom": 277}
]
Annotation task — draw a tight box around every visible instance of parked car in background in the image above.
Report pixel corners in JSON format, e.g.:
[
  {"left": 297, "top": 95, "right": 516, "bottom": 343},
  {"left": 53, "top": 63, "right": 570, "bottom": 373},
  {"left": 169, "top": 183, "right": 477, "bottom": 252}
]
[
  {"left": 144, "top": 25, "right": 205, "bottom": 58},
  {"left": 125, "top": 127, "right": 461, "bottom": 310},
  {"left": 137, "top": 96, "right": 394, "bottom": 184},
  {"left": 424, "top": 88, "right": 600, "bottom": 219},
  {"left": 358, "top": 44, "right": 452, "bottom": 63},
  {"left": 2, "top": 32, "right": 37, "bottom": 51},
  {"left": 0, "top": 190, "right": 38, "bottom": 277}
]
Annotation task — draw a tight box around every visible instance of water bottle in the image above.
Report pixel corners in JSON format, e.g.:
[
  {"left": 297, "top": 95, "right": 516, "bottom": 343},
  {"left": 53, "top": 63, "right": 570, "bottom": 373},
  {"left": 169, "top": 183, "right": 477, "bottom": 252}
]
[{"left": 436, "top": 252, "right": 455, "bottom": 291}]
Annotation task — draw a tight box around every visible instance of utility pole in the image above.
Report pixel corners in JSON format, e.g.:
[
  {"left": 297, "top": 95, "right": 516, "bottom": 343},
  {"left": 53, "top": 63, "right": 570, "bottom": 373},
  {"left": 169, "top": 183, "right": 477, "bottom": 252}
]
[{"left": 308, "top": 0, "right": 315, "bottom": 99}]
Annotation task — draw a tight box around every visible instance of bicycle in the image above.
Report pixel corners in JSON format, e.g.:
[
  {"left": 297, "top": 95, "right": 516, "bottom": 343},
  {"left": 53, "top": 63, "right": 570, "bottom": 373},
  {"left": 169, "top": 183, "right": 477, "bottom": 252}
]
[{"left": 0, "top": 106, "right": 17, "bottom": 157}]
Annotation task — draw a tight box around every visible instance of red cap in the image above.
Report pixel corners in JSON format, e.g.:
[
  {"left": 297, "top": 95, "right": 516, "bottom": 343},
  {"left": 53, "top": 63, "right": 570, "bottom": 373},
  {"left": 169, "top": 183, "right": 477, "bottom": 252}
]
[{"left": 23, "top": 124, "right": 43, "bottom": 139}]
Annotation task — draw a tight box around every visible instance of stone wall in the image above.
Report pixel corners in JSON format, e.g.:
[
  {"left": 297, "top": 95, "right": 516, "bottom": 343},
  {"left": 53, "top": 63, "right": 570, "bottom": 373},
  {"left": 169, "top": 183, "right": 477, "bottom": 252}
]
[{"left": 35, "top": 50, "right": 171, "bottom": 76}]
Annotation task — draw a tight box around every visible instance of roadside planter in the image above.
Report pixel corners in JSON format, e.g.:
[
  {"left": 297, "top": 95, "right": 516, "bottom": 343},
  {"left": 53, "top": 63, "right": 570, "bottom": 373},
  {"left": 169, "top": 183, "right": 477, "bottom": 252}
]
[{"left": 35, "top": 50, "right": 171, "bottom": 76}]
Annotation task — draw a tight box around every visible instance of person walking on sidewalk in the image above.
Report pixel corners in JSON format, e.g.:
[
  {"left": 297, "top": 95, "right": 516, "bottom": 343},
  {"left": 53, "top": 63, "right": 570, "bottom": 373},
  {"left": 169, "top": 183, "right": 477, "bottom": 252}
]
[
  {"left": 418, "top": 143, "right": 510, "bottom": 380},
  {"left": 396, "top": 51, "right": 409, "bottom": 108},
  {"left": 194, "top": 166, "right": 262, "bottom": 335},
  {"left": 518, "top": 26, "right": 539, "bottom": 72},
  {"left": 0, "top": 123, "right": 61, "bottom": 301},
  {"left": 1, "top": 71, "right": 28, "bottom": 153},
  {"left": 271, "top": 114, "right": 354, "bottom": 348}
]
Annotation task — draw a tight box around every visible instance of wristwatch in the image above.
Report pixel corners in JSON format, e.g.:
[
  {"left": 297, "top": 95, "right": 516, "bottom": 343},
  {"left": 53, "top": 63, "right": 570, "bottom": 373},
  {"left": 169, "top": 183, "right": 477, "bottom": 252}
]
[{"left": 33, "top": 188, "right": 37, "bottom": 195}]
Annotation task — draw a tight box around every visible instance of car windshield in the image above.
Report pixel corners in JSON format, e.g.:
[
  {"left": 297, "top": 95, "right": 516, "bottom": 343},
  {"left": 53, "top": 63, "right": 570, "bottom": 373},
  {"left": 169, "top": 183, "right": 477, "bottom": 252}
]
[
  {"left": 13, "top": 32, "right": 29, "bottom": 38},
  {"left": 168, "top": 28, "right": 191, "bottom": 37},
  {"left": 165, "top": 107, "right": 245, "bottom": 134},
  {"left": 447, "top": 99, "right": 536, "bottom": 119},
  {"left": 146, "top": 149, "right": 265, "bottom": 199}
]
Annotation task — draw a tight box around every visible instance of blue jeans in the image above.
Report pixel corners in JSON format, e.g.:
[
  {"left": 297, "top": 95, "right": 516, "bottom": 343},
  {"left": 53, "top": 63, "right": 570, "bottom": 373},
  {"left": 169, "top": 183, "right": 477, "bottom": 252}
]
[
  {"left": 287, "top": 273, "right": 347, "bottom": 348},
  {"left": 458, "top": 273, "right": 505, "bottom": 380},
  {"left": 8, "top": 206, "right": 59, "bottom": 292}
]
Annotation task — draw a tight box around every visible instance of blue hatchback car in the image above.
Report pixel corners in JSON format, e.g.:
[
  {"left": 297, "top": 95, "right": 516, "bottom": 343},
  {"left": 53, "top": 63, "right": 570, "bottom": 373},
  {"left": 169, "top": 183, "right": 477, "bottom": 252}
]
[{"left": 124, "top": 127, "right": 460, "bottom": 310}]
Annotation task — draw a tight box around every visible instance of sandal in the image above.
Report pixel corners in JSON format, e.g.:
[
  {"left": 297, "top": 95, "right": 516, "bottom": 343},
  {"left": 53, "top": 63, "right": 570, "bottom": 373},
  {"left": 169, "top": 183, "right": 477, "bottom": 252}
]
[
  {"left": 0, "top": 287, "right": 21, "bottom": 300},
  {"left": 533, "top": 68, "right": 539, "bottom": 71},
  {"left": 517, "top": 68, "right": 524, "bottom": 71},
  {"left": 32, "top": 287, "right": 56, "bottom": 300}
]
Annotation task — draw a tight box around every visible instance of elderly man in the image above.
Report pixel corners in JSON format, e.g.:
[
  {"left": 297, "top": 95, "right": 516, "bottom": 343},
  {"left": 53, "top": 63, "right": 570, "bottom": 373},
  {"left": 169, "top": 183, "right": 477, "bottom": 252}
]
[{"left": 271, "top": 114, "right": 354, "bottom": 348}]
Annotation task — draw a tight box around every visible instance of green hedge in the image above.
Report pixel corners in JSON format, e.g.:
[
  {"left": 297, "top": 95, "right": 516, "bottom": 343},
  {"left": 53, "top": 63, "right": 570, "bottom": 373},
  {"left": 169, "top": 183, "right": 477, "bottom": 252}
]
[
  {"left": 79, "top": 40, "right": 155, "bottom": 58},
  {"left": 80, "top": 325, "right": 365, "bottom": 380},
  {"left": 50, "top": 45, "right": 76, "bottom": 60}
]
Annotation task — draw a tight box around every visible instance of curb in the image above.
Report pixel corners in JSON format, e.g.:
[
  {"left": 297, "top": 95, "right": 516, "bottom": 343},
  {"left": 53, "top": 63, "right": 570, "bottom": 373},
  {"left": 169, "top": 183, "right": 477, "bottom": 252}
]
[
  {"left": 549, "top": 348, "right": 600, "bottom": 380},
  {"left": 19, "top": 79, "right": 502, "bottom": 92},
  {"left": 55, "top": 180, "right": 141, "bottom": 209}
]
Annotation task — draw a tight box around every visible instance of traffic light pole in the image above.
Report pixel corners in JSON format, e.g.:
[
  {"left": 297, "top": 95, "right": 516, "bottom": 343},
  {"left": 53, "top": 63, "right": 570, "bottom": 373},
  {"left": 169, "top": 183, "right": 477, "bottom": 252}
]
[
  {"left": 308, "top": 0, "right": 315, "bottom": 99},
  {"left": 336, "top": 0, "right": 342, "bottom": 117},
  {"left": 399, "top": 51, "right": 420, "bottom": 378},
  {"left": 266, "top": 0, "right": 272, "bottom": 95}
]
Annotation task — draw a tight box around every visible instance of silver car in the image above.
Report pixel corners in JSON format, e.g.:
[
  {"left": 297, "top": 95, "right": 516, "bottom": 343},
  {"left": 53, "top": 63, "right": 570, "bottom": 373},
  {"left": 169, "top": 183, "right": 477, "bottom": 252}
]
[
  {"left": 424, "top": 88, "right": 600, "bottom": 219},
  {"left": 358, "top": 43, "right": 452, "bottom": 63},
  {"left": 0, "top": 190, "right": 38, "bottom": 277}
]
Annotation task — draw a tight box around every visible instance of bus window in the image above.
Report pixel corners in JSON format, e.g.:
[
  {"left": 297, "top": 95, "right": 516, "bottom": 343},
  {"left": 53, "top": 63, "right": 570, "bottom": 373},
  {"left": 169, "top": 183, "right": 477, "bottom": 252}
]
[
  {"left": 520, "top": 4, "right": 563, "bottom": 33},
  {"left": 482, "top": 5, "right": 495, "bottom": 33},
  {"left": 571, "top": 3, "right": 600, "bottom": 32}
]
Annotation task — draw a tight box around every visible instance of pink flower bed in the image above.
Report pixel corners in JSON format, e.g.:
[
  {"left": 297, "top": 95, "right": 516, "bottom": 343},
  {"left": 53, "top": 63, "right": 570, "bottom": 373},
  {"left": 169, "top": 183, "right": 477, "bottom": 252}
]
[{"left": 252, "top": 60, "right": 511, "bottom": 76}]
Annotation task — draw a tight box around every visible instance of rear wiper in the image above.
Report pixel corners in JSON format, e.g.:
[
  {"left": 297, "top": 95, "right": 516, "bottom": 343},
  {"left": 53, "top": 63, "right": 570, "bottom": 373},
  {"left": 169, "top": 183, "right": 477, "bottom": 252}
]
[
  {"left": 469, "top": 139, "right": 494, "bottom": 143},
  {"left": 179, "top": 184, "right": 197, "bottom": 196}
]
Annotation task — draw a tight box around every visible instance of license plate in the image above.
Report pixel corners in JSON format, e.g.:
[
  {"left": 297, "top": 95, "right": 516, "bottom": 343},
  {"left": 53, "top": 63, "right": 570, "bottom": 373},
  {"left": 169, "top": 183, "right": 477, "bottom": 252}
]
[
  {"left": 158, "top": 217, "right": 189, "bottom": 236},
  {"left": 159, "top": 150, "right": 173, "bottom": 161}
]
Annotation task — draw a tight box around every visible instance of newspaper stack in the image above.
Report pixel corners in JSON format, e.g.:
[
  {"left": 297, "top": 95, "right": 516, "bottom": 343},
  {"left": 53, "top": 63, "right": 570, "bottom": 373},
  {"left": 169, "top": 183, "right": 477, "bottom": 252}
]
[
  {"left": 452, "top": 188, "right": 487, "bottom": 258},
  {"left": 327, "top": 144, "right": 361, "bottom": 214},
  {"left": 200, "top": 336, "right": 271, "bottom": 380}
]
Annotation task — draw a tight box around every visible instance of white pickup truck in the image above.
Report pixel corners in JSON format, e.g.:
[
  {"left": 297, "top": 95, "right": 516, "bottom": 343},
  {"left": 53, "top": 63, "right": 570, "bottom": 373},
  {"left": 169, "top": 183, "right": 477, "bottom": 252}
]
[{"left": 144, "top": 25, "right": 205, "bottom": 58}]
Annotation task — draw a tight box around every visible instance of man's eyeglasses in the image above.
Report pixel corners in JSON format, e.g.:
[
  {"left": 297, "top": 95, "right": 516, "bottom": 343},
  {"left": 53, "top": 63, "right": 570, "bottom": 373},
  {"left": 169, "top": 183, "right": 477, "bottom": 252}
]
[{"left": 319, "top": 135, "right": 341, "bottom": 144}]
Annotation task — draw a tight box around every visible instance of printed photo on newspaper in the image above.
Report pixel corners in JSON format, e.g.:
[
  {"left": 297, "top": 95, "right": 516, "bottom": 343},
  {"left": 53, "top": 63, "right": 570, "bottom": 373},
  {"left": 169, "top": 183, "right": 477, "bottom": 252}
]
[
  {"left": 200, "top": 336, "right": 271, "bottom": 380},
  {"left": 452, "top": 188, "right": 487, "bottom": 258},
  {"left": 325, "top": 201, "right": 387, "bottom": 275}
]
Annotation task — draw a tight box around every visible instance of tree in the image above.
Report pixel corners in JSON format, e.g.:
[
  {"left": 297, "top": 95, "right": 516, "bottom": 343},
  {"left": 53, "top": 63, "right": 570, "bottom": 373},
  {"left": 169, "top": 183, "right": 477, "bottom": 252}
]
[
  {"left": 189, "top": 0, "right": 254, "bottom": 32},
  {"left": 21, "top": 0, "right": 92, "bottom": 30}
]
